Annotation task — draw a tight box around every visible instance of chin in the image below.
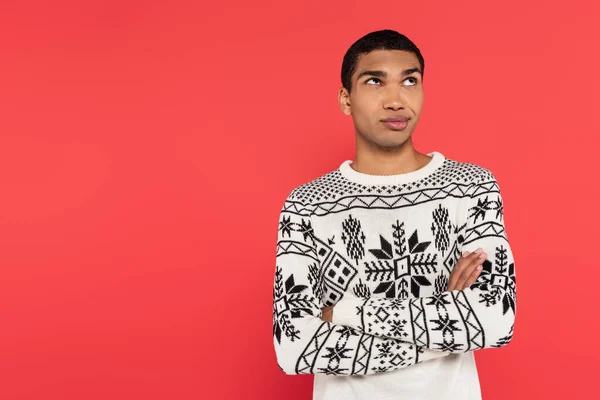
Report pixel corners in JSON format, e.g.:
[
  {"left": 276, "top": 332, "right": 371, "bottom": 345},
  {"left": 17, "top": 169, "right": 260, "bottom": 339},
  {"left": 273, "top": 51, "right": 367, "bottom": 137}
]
[
  {"left": 356, "top": 128, "right": 412, "bottom": 148},
  {"left": 372, "top": 137, "right": 410, "bottom": 149},
  {"left": 378, "top": 131, "right": 412, "bottom": 145}
]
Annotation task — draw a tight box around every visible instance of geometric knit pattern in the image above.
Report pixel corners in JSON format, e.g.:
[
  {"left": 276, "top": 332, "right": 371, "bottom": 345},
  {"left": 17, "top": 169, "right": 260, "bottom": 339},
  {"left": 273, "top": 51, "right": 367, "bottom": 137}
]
[
  {"left": 288, "top": 156, "right": 493, "bottom": 204},
  {"left": 272, "top": 154, "right": 517, "bottom": 376}
]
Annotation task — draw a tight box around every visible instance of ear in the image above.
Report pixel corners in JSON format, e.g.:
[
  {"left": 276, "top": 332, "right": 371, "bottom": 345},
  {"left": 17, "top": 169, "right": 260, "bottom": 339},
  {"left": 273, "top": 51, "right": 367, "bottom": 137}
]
[{"left": 338, "top": 87, "right": 351, "bottom": 116}]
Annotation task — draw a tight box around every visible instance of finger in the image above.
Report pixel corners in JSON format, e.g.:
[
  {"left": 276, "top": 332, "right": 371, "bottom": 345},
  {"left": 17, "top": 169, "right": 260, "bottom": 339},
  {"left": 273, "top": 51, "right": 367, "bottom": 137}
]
[
  {"left": 462, "top": 262, "right": 483, "bottom": 289},
  {"left": 448, "top": 249, "right": 483, "bottom": 290},
  {"left": 455, "top": 252, "right": 486, "bottom": 290},
  {"left": 448, "top": 251, "right": 471, "bottom": 290}
]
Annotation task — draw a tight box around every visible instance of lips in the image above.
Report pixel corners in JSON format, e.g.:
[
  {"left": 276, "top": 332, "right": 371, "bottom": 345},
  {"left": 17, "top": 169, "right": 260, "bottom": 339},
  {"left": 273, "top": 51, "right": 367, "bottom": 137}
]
[
  {"left": 381, "top": 116, "right": 409, "bottom": 122},
  {"left": 381, "top": 116, "right": 409, "bottom": 130}
]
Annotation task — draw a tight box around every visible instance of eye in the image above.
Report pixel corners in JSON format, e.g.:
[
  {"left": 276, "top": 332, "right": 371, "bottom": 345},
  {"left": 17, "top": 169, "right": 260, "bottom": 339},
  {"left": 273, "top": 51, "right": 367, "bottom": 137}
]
[
  {"left": 365, "top": 77, "right": 419, "bottom": 86},
  {"left": 404, "top": 77, "right": 419, "bottom": 86}
]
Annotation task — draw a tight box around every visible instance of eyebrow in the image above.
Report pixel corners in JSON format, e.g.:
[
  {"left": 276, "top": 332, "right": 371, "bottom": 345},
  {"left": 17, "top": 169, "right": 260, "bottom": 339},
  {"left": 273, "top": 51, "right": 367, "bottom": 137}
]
[{"left": 356, "top": 68, "right": 422, "bottom": 81}]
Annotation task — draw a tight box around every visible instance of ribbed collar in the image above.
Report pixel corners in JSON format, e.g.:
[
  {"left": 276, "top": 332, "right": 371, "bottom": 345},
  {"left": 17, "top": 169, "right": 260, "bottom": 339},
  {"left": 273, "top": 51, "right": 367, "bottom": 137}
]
[{"left": 338, "top": 151, "right": 445, "bottom": 186}]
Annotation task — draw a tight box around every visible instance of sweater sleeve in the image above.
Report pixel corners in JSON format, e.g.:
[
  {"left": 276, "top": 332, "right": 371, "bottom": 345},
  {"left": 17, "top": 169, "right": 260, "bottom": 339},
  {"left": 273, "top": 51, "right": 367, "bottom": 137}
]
[
  {"left": 331, "top": 172, "right": 517, "bottom": 352},
  {"left": 272, "top": 189, "right": 449, "bottom": 375}
]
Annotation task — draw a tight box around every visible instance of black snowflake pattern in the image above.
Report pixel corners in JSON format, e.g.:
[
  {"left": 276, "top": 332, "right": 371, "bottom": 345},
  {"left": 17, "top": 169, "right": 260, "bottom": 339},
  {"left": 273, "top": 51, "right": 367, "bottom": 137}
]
[
  {"left": 273, "top": 265, "right": 316, "bottom": 344},
  {"left": 371, "top": 339, "right": 414, "bottom": 370},
  {"left": 471, "top": 244, "right": 516, "bottom": 315},
  {"left": 469, "top": 194, "right": 503, "bottom": 224},
  {"left": 363, "top": 220, "right": 438, "bottom": 300},
  {"left": 280, "top": 213, "right": 315, "bottom": 244},
  {"left": 316, "top": 326, "right": 358, "bottom": 375}
]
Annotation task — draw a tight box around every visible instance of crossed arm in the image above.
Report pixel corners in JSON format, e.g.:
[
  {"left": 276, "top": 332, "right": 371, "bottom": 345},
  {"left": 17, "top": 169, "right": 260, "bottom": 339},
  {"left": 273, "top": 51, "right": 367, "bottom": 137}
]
[
  {"left": 321, "top": 247, "right": 489, "bottom": 322},
  {"left": 273, "top": 173, "right": 516, "bottom": 375}
]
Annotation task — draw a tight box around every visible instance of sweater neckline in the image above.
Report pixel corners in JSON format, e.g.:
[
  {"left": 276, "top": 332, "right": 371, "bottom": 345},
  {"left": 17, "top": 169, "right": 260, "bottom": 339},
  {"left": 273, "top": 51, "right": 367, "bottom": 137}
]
[{"left": 338, "top": 151, "right": 445, "bottom": 186}]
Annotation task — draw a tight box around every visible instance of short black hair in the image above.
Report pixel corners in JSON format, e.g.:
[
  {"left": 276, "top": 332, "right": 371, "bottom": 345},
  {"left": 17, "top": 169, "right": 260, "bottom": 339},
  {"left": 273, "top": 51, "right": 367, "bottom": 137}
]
[{"left": 341, "top": 29, "right": 425, "bottom": 94}]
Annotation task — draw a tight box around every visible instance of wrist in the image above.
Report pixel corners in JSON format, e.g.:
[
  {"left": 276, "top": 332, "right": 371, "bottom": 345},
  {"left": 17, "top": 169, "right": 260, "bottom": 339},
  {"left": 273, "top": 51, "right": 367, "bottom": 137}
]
[{"left": 331, "top": 296, "right": 362, "bottom": 327}]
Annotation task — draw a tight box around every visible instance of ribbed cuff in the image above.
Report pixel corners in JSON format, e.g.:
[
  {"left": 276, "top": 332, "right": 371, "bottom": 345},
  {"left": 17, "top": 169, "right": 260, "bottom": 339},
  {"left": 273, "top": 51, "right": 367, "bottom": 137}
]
[{"left": 331, "top": 296, "right": 363, "bottom": 328}]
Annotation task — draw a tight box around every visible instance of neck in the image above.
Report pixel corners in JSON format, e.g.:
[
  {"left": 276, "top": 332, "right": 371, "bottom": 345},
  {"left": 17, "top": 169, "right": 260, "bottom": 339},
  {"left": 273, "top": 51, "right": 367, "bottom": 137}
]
[{"left": 351, "top": 137, "right": 430, "bottom": 176}]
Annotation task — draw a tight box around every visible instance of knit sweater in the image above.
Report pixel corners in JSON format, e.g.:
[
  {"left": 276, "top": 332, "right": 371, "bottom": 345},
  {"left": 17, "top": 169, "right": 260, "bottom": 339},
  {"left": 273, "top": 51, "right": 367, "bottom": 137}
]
[{"left": 272, "top": 151, "right": 517, "bottom": 400}]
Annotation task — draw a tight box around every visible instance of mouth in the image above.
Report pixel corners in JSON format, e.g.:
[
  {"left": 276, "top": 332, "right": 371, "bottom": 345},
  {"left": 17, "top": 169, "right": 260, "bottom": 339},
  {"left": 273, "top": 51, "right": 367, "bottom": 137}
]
[{"left": 381, "top": 118, "right": 409, "bottom": 130}]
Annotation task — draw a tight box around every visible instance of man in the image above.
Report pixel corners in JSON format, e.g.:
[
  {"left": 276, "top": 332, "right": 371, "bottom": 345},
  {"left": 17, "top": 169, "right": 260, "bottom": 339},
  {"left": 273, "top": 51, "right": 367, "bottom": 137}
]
[{"left": 272, "top": 29, "right": 516, "bottom": 400}]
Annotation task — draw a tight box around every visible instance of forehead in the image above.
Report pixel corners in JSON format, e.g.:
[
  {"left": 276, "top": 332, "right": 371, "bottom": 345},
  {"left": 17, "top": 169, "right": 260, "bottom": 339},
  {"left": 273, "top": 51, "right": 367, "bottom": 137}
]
[{"left": 354, "top": 49, "right": 420, "bottom": 78}]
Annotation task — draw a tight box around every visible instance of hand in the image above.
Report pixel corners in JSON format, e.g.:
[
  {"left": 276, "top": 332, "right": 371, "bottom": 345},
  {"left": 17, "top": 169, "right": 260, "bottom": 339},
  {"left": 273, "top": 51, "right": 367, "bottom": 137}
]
[
  {"left": 321, "top": 305, "right": 334, "bottom": 322},
  {"left": 447, "top": 248, "right": 487, "bottom": 291}
]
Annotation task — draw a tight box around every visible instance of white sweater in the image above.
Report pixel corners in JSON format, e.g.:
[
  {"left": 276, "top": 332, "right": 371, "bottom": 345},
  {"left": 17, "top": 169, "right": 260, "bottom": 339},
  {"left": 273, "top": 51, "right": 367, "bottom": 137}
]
[{"left": 272, "top": 151, "right": 517, "bottom": 400}]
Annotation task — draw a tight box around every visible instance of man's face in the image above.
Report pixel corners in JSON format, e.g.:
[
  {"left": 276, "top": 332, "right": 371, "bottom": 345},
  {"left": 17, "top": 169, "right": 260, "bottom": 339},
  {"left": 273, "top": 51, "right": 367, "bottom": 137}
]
[{"left": 339, "top": 49, "right": 424, "bottom": 148}]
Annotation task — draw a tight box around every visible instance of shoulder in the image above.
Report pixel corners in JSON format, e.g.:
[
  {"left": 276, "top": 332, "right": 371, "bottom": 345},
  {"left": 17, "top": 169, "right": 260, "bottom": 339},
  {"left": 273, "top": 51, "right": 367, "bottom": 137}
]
[
  {"left": 285, "top": 167, "right": 341, "bottom": 206},
  {"left": 442, "top": 156, "right": 505, "bottom": 205},
  {"left": 441, "top": 154, "right": 497, "bottom": 186}
]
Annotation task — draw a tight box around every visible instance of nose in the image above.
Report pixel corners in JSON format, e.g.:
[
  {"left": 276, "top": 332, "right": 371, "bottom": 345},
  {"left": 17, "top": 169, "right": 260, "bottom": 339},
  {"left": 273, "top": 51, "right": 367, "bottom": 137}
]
[{"left": 383, "top": 88, "right": 407, "bottom": 110}]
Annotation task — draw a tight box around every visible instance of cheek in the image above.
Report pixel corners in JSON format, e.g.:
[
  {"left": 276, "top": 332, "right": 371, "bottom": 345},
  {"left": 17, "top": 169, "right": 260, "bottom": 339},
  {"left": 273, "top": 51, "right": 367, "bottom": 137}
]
[
  {"left": 351, "top": 112, "right": 372, "bottom": 132},
  {"left": 354, "top": 94, "right": 381, "bottom": 114},
  {"left": 410, "top": 92, "right": 424, "bottom": 110}
]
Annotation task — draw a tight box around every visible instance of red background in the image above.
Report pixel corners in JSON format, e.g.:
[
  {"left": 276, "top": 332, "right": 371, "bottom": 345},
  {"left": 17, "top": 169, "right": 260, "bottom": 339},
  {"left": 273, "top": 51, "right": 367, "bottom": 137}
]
[{"left": 1, "top": 1, "right": 598, "bottom": 399}]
